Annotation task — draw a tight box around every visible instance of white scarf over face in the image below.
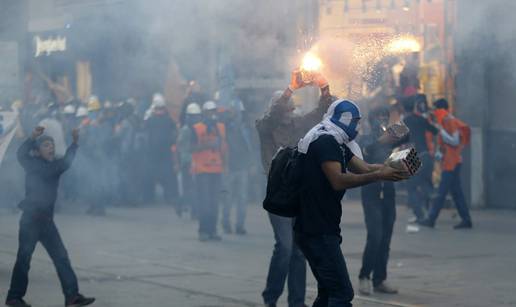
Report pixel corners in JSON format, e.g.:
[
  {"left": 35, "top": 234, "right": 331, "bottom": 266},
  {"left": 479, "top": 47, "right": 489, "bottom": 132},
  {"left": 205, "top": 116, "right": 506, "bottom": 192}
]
[{"left": 298, "top": 99, "right": 363, "bottom": 160}]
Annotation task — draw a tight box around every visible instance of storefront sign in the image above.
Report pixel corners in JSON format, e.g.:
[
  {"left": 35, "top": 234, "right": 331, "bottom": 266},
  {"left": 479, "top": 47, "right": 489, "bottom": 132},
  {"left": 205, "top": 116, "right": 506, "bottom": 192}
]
[{"left": 34, "top": 35, "right": 67, "bottom": 57}]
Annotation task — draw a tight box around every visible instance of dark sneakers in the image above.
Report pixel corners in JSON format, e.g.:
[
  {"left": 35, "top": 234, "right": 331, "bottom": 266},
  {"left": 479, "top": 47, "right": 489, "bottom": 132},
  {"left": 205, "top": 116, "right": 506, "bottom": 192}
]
[
  {"left": 235, "top": 227, "right": 247, "bottom": 235},
  {"left": 418, "top": 219, "right": 435, "bottom": 228},
  {"left": 65, "top": 294, "right": 95, "bottom": 307},
  {"left": 454, "top": 221, "right": 473, "bottom": 229},
  {"left": 5, "top": 298, "right": 31, "bottom": 307},
  {"left": 374, "top": 281, "right": 399, "bottom": 294}
]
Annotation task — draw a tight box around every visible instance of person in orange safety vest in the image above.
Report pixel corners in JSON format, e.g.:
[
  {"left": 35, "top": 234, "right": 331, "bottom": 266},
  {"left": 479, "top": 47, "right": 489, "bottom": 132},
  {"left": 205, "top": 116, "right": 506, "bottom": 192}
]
[
  {"left": 192, "top": 101, "right": 227, "bottom": 241},
  {"left": 419, "top": 99, "right": 473, "bottom": 229}
]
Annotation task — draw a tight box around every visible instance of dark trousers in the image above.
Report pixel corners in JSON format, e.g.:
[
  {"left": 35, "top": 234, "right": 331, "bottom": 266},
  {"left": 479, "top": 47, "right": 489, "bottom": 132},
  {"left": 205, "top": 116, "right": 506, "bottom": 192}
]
[
  {"left": 145, "top": 157, "right": 178, "bottom": 204},
  {"left": 359, "top": 182, "right": 396, "bottom": 286},
  {"left": 7, "top": 213, "right": 79, "bottom": 301},
  {"left": 263, "top": 214, "right": 306, "bottom": 307},
  {"left": 180, "top": 165, "right": 198, "bottom": 219},
  {"left": 222, "top": 169, "right": 249, "bottom": 230},
  {"left": 428, "top": 164, "right": 472, "bottom": 224},
  {"left": 406, "top": 152, "right": 434, "bottom": 221},
  {"left": 295, "top": 233, "right": 354, "bottom": 307},
  {"left": 197, "top": 173, "right": 221, "bottom": 235}
]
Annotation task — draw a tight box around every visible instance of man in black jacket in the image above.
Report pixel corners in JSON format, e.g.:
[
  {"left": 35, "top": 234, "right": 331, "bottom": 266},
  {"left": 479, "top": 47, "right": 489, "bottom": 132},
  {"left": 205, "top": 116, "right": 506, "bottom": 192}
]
[
  {"left": 5, "top": 126, "right": 95, "bottom": 307},
  {"left": 358, "top": 106, "right": 406, "bottom": 295},
  {"left": 402, "top": 96, "right": 438, "bottom": 222}
]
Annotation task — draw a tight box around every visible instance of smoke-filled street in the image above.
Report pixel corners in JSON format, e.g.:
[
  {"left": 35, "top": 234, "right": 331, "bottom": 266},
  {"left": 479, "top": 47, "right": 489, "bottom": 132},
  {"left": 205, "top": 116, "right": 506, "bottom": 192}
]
[{"left": 0, "top": 203, "right": 514, "bottom": 307}]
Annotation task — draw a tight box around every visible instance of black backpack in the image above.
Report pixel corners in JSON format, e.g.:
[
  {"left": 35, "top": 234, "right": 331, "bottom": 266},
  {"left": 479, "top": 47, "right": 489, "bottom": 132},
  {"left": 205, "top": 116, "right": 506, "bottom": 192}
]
[{"left": 263, "top": 147, "right": 305, "bottom": 217}]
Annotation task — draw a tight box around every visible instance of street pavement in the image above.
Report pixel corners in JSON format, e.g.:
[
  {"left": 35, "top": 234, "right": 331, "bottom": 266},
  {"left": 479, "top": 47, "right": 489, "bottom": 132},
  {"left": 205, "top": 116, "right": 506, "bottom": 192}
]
[{"left": 0, "top": 200, "right": 515, "bottom": 307}]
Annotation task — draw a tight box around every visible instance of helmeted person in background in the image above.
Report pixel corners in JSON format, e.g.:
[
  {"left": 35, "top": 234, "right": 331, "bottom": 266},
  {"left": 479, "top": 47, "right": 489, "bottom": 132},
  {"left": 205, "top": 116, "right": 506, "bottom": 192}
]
[
  {"left": 60, "top": 104, "right": 79, "bottom": 204},
  {"left": 295, "top": 99, "right": 409, "bottom": 307},
  {"left": 38, "top": 103, "right": 66, "bottom": 157},
  {"left": 256, "top": 70, "right": 333, "bottom": 307},
  {"left": 114, "top": 101, "right": 138, "bottom": 206},
  {"left": 143, "top": 93, "right": 178, "bottom": 206},
  {"left": 83, "top": 96, "right": 110, "bottom": 216},
  {"left": 180, "top": 80, "right": 208, "bottom": 126},
  {"left": 98, "top": 100, "right": 119, "bottom": 206},
  {"left": 5, "top": 126, "right": 95, "bottom": 307},
  {"left": 402, "top": 95, "right": 439, "bottom": 223},
  {"left": 420, "top": 99, "right": 473, "bottom": 229},
  {"left": 177, "top": 103, "right": 202, "bottom": 219},
  {"left": 358, "top": 106, "right": 407, "bottom": 296},
  {"left": 221, "top": 98, "right": 253, "bottom": 235},
  {"left": 191, "top": 101, "right": 227, "bottom": 242}
]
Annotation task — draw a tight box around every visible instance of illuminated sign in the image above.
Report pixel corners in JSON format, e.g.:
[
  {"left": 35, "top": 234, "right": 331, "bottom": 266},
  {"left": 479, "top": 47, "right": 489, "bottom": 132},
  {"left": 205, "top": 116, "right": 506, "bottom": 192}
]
[{"left": 34, "top": 36, "right": 67, "bottom": 57}]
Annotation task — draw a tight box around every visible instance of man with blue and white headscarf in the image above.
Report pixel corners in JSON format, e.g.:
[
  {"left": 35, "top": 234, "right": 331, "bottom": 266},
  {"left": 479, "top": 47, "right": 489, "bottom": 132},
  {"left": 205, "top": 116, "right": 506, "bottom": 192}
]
[{"left": 294, "top": 99, "right": 409, "bottom": 307}]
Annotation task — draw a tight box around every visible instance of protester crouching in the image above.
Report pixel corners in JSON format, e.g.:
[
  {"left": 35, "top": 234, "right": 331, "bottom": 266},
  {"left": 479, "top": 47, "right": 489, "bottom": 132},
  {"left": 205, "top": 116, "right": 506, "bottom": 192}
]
[
  {"left": 192, "top": 101, "right": 227, "bottom": 241},
  {"left": 256, "top": 70, "right": 333, "bottom": 307},
  {"left": 358, "top": 106, "right": 407, "bottom": 295}
]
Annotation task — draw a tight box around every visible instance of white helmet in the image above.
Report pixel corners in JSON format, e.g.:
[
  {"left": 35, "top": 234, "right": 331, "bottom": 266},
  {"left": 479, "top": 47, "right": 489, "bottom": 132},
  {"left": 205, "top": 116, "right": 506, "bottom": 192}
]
[
  {"left": 76, "top": 106, "right": 89, "bottom": 118},
  {"left": 63, "top": 104, "right": 76, "bottom": 115},
  {"left": 186, "top": 103, "right": 202, "bottom": 115},
  {"left": 203, "top": 101, "right": 217, "bottom": 111},
  {"left": 152, "top": 93, "right": 166, "bottom": 108}
]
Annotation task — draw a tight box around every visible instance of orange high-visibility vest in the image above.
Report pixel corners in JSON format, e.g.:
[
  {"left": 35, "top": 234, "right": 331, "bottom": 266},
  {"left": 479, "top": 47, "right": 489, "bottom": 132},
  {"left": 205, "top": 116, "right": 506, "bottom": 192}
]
[{"left": 191, "top": 122, "right": 226, "bottom": 174}]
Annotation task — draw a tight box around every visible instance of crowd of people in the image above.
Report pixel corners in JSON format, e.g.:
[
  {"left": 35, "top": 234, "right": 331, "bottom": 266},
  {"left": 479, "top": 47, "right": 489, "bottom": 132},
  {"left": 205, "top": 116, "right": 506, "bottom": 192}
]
[
  {"left": 3, "top": 85, "right": 256, "bottom": 240},
  {"left": 0, "top": 67, "right": 473, "bottom": 307}
]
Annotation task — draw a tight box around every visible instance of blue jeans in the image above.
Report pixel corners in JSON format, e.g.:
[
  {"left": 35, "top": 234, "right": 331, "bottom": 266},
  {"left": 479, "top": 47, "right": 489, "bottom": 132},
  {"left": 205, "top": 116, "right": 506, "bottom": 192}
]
[
  {"left": 222, "top": 170, "right": 249, "bottom": 230},
  {"left": 197, "top": 173, "right": 222, "bottom": 236},
  {"left": 295, "top": 233, "right": 354, "bottom": 307},
  {"left": 428, "top": 164, "right": 472, "bottom": 224},
  {"left": 359, "top": 182, "right": 396, "bottom": 286},
  {"left": 406, "top": 152, "right": 434, "bottom": 221},
  {"left": 263, "top": 214, "right": 306, "bottom": 307},
  {"left": 7, "top": 213, "right": 79, "bottom": 302}
]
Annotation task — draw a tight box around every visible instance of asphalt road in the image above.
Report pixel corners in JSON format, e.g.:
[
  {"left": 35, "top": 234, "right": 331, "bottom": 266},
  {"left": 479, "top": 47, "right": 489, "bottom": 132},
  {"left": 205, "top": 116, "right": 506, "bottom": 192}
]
[{"left": 0, "top": 200, "right": 514, "bottom": 307}]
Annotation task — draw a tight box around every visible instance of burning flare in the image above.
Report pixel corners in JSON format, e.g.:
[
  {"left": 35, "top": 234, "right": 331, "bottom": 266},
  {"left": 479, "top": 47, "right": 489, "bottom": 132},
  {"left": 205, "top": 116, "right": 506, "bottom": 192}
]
[{"left": 301, "top": 52, "right": 323, "bottom": 72}]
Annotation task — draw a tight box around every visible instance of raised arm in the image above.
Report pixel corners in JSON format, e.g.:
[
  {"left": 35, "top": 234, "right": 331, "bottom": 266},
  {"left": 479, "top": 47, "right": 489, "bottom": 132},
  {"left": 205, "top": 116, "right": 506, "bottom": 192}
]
[
  {"left": 17, "top": 126, "right": 44, "bottom": 170},
  {"left": 17, "top": 138, "right": 36, "bottom": 170},
  {"left": 57, "top": 129, "right": 79, "bottom": 173}
]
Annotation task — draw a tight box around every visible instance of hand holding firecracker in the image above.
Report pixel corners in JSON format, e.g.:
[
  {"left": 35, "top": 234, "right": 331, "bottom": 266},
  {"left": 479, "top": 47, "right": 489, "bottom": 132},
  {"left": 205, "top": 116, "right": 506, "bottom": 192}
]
[
  {"left": 378, "top": 123, "right": 410, "bottom": 144},
  {"left": 385, "top": 148, "right": 422, "bottom": 176},
  {"left": 289, "top": 70, "right": 306, "bottom": 91},
  {"left": 289, "top": 52, "right": 328, "bottom": 91}
]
